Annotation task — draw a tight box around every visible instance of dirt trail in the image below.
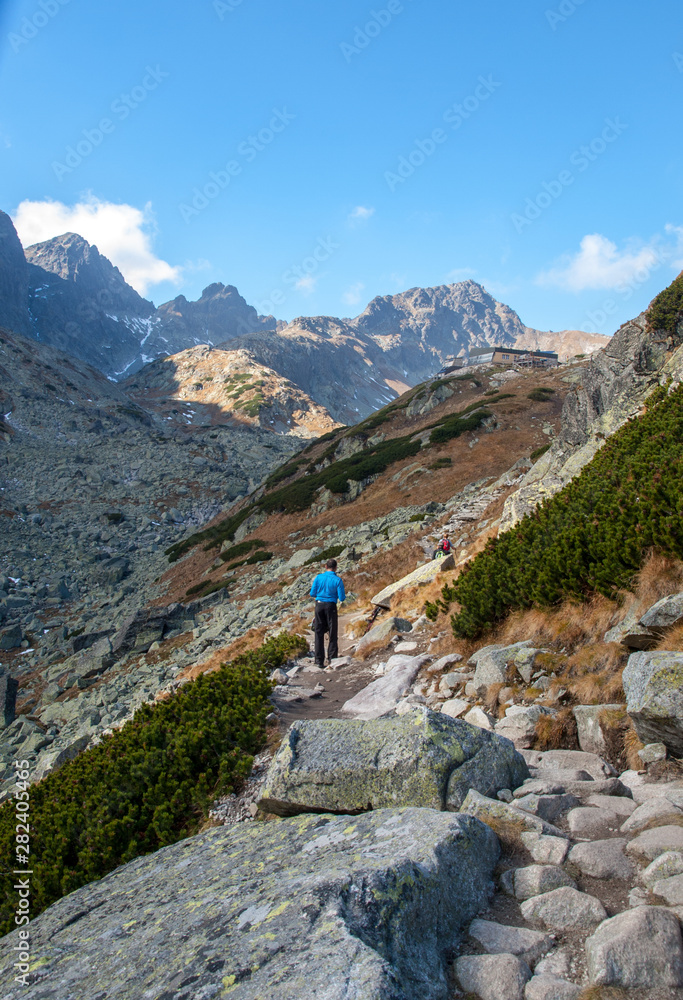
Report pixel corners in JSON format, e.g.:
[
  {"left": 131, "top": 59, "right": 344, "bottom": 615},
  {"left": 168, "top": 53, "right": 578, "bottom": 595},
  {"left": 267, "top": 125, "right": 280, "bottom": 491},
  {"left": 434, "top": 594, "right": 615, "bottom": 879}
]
[{"left": 273, "top": 611, "right": 377, "bottom": 728}]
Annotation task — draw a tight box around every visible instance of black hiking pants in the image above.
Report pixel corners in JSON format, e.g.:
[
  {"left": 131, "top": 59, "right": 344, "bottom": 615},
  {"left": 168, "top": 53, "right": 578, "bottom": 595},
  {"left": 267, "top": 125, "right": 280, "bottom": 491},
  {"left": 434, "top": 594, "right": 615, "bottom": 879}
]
[{"left": 314, "top": 601, "right": 338, "bottom": 665}]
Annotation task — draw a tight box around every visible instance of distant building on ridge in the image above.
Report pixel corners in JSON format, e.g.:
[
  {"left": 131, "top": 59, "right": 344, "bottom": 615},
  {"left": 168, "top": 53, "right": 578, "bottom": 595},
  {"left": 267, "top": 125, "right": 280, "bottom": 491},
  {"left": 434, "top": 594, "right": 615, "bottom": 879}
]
[{"left": 468, "top": 346, "right": 558, "bottom": 367}]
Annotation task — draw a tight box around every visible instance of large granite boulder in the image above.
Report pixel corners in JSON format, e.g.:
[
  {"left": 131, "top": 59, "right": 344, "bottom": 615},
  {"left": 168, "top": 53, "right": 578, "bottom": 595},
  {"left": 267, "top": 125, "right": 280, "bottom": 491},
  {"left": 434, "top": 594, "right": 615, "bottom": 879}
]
[
  {"left": 623, "top": 651, "right": 683, "bottom": 754},
  {"left": 0, "top": 808, "right": 500, "bottom": 1000},
  {"left": 258, "top": 709, "right": 528, "bottom": 816}
]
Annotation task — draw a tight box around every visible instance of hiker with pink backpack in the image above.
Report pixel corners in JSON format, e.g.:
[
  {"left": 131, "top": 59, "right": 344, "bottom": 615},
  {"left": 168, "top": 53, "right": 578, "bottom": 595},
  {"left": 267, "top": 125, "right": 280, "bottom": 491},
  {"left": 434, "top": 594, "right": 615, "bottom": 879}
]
[{"left": 432, "top": 532, "right": 452, "bottom": 560}]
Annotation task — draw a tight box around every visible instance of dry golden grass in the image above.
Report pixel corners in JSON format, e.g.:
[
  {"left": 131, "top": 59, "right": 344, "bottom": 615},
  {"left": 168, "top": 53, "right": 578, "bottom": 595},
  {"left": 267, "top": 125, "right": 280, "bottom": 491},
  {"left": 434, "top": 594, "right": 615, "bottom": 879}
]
[
  {"left": 623, "top": 726, "right": 646, "bottom": 770},
  {"left": 484, "top": 683, "right": 504, "bottom": 716},
  {"left": 577, "top": 988, "right": 628, "bottom": 1000},
  {"left": 656, "top": 621, "right": 683, "bottom": 651},
  {"left": 535, "top": 708, "right": 579, "bottom": 751}
]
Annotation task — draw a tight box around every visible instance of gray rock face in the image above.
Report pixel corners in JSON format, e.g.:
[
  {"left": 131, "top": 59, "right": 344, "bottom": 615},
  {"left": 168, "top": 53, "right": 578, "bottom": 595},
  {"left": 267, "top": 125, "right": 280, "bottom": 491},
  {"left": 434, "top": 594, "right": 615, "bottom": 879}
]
[
  {"left": 572, "top": 704, "right": 624, "bottom": 755},
  {"left": 0, "top": 808, "right": 500, "bottom": 1000},
  {"left": 0, "top": 211, "right": 31, "bottom": 336},
  {"left": 500, "top": 310, "right": 683, "bottom": 532},
  {"left": 623, "top": 650, "right": 683, "bottom": 753},
  {"left": 258, "top": 710, "right": 528, "bottom": 816},
  {"left": 0, "top": 670, "right": 18, "bottom": 727},
  {"left": 585, "top": 906, "right": 683, "bottom": 988},
  {"left": 0, "top": 624, "right": 22, "bottom": 650}
]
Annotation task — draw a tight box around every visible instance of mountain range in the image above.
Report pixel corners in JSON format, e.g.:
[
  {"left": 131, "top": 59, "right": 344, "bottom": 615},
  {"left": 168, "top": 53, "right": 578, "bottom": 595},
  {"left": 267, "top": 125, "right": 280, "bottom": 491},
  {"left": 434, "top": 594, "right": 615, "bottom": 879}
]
[{"left": 0, "top": 211, "right": 609, "bottom": 424}]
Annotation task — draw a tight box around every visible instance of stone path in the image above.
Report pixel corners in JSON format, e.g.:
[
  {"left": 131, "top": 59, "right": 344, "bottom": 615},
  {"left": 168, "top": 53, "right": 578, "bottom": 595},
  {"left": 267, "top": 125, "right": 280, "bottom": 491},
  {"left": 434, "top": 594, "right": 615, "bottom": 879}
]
[{"left": 451, "top": 750, "right": 683, "bottom": 999}]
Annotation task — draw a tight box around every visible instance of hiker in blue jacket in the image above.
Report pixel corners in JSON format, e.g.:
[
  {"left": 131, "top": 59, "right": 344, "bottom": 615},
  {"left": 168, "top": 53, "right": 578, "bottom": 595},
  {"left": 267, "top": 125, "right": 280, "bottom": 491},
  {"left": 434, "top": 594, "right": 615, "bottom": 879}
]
[{"left": 310, "top": 558, "right": 345, "bottom": 668}]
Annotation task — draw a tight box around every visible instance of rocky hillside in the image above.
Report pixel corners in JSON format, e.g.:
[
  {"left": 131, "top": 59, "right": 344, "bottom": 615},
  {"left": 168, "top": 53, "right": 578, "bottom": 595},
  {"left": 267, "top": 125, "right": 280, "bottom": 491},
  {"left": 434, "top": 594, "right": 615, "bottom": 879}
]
[{"left": 122, "top": 343, "right": 339, "bottom": 437}]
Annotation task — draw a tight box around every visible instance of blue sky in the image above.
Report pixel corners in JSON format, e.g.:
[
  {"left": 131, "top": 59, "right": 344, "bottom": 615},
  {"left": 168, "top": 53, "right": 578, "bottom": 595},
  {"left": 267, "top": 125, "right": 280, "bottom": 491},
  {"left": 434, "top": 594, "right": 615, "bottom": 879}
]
[{"left": 1, "top": 0, "right": 682, "bottom": 336}]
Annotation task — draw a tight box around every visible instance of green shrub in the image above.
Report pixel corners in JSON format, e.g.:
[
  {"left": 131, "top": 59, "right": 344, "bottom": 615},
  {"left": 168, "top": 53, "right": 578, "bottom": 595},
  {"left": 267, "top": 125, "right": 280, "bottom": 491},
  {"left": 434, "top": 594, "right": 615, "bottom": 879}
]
[
  {"left": 304, "top": 544, "right": 346, "bottom": 565},
  {"left": 647, "top": 271, "right": 683, "bottom": 334},
  {"left": 409, "top": 512, "right": 427, "bottom": 521},
  {"left": 219, "top": 539, "right": 267, "bottom": 563},
  {"left": 425, "top": 384, "right": 683, "bottom": 637},
  {"left": 530, "top": 443, "right": 551, "bottom": 462},
  {"left": 429, "top": 409, "right": 492, "bottom": 445},
  {"left": 527, "top": 388, "right": 555, "bottom": 402},
  {"left": 185, "top": 579, "right": 229, "bottom": 598},
  {"left": 224, "top": 550, "right": 273, "bottom": 571},
  {"left": 264, "top": 460, "right": 304, "bottom": 489},
  {"left": 0, "top": 633, "right": 307, "bottom": 937},
  {"left": 429, "top": 458, "right": 453, "bottom": 470},
  {"left": 165, "top": 506, "right": 253, "bottom": 562}
]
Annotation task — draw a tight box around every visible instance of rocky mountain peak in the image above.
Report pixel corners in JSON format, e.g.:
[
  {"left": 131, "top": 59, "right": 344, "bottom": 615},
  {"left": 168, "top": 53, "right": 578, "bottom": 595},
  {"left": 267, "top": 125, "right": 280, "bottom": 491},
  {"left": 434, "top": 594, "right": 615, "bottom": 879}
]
[
  {"left": 0, "top": 211, "right": 31, "bottom": 336},
  {"left": 25, "top": 232, "right": 153, "bottom": 316},
  {"left": 156, "top": 281, "right": 277, "bottom": 344}
]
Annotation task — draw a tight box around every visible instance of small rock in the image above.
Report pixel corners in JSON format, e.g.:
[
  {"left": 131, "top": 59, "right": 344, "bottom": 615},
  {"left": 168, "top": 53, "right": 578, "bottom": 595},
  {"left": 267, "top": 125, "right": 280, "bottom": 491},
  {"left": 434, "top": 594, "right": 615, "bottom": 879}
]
[
  {"left": 511, "top": 865, "right": 576, "bottom": 901},
  {"left": 585, "top": 906, "right": 683, "bottom": 987},
  {"left": 652, "top": 873, "right": 683, "bottom": 905},
  {"left": 469, "top": 918, "right": 552, "bottom": 967},
  {"left": 573, "top": 703, "right": 624, "bottom": 755},
  {"left": 394, "top": 641, "right": 417, "bottom": 652},
  {"left": 440, "top": 697, "right": 469, "bottom": 719},
  {"left": 460, "top": 790, "right": 567, "bottom": 839},
  {"left": 639, "top": 742, "right": 667, "bottom": 764},
  {"left": 514, "top": 793, "right": 579, "bottom": 824},
  {"left": 520, "top": 832, "right": 569, "bottom": 866},
  {"left": 522, "top": 749, "right": 616, "bottom": 780},
  {"left": 431, "top": 652, "right": 464, "bottom": 672},
  {"left": 534, "top": 950, "right": 571, "bottom": 979},
  {"left": 640, "top": 851, "right": 683, "bottom": 888},
  {"left": 270, "top": 668, "right": 288, "bottom": 685},
  {"left": 626, "top": 825, "right": 683, "bottom": 862},
  {"left": 620, "top": 796, "right": 683, "bottom": 834},
  {"left": 464, "top": 706, "right": 494, "bottom": 730},
  {"left": 497, "top": 789, "right": 514, "bottom": 803},
  {"left": 524, "top": 976, "right": 581, "bottom": 1000},
  {"left": 628, "top": 887, "right": 650, "bottom": 907},
  {"left": 566, "top": 806, "right": 623, "bottom": 839},
  {"left": 520, "top": 887, "right": 607, "bottom": 930},
  {"left": 568, "top": 839, "right": 635, "bottom": 880},
  {"left": 456, "top": 953, "right": 532, "bottom": 1000},
  {"left": 585, "top": 793, "right": 636, "bottom": 817}
]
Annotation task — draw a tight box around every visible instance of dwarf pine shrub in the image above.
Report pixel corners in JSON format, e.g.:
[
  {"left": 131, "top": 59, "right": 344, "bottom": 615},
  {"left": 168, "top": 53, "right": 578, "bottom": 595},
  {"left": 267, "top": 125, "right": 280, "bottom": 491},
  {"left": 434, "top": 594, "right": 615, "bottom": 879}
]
[
  {"left": 0, "top": 632, "right": 307, "bottom": 936},
  {"left": 647, "top": 271, "right": 683, "bottom": 335},
  {"left": 425, "top": 384, "right": 683, "bottom": 637}
]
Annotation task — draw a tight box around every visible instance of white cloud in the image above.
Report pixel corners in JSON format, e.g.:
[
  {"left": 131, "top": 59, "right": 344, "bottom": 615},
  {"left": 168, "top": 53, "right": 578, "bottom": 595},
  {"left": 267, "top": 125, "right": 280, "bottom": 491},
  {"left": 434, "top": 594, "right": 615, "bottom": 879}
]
[
  {"left": 348, "top": 205, "right": 375, "bottom": 224},
  {"left": 537, "top": 234, "right": 662, "bottom": 292},
  {"left": 294, "top": 274, "right": 317, "bottom": 294},
  {"left": 343, "top": 282, "right": 365, "bottom": 306},
  {"left": 446, "top": 267, "right": 477, "bottom": 282},
  {"left": 12, "top": 196, "right": 181, "bottom": 295}
]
